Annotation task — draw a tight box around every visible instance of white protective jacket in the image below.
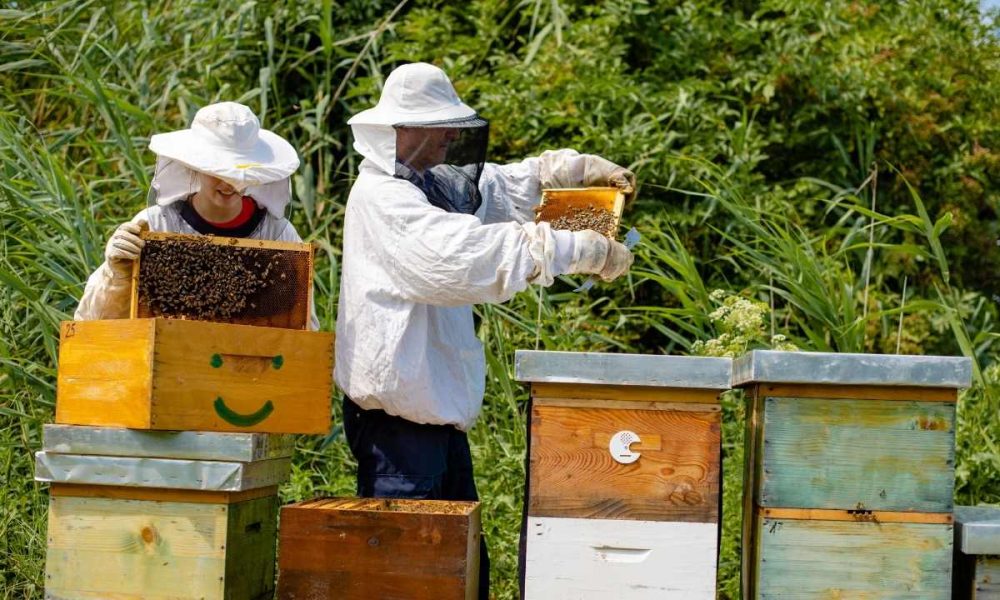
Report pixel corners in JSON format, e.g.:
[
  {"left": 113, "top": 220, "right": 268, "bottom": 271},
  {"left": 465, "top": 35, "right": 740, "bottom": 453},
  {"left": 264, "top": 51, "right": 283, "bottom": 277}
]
[
  {"left": 335, "top": 146, "right": 603, "bottom": 430},
  {"left": 74, "top": 202, "right": 318, "bottom": 328}
]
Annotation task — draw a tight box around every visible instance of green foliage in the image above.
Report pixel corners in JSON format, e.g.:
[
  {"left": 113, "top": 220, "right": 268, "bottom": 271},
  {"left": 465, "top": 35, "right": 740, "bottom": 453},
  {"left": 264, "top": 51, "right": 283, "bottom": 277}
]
[{"left": 2, "top": 1, "right": 999, "bottom": 598}]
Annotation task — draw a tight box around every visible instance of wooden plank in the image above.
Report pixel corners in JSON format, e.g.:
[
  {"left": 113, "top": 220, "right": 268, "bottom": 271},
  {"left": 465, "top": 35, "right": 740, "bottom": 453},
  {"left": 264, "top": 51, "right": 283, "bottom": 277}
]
[
  {"left": 277, "top": 499, "right": 480, "bottom": 600},
  {"left": 56, "top": 320, "right": 154, "bottom": 429},
  {"left": 742, "top": 389, "right": 766, "bottom": 599},
  {"left": 46, "top": 496, "right": 229, "bottom": 598},
  {"left": 531, "top": 383, "right": 720, "bottom": 404},
  {"left": 533, "top": 396, "right": 720, "bottom": 412},
  {"left": 49, "top": 483, "right": 278, "bottom": 505},
  {"left": 150, "top": 319, "right": 333, "bottom": 433},
  {"left": 224, "top": 496, "right": 279, "bottom": 600},
  {"left": 528, "top": 405, "right": 720, "bottom": 522},
  {"left": 758, "top": 383, "right": 958, "bottom": 402},
  {"left": 141, "top": 231, "right": 312, "bottom": 252},
  {"left": 760, "top": 397, "right": 955, "bottom": 512},
  {"left": 755, "top": 517, "right": 953, "bottom": 598},
  {"left": 523, "top": 516, "right": 717, "bottom": 598},
  {"left": 761, "top": 507, "right": 953, "bottom": 524},
  {"left": 974, "top": 557, "right": 1000, "bottom": 599}
]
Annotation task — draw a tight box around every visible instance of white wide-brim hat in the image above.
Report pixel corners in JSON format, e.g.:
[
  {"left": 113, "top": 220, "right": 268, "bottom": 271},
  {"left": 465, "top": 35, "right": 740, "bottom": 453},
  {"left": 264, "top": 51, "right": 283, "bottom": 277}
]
[
  {"left": 348, "top": 62, "right": 484, "bottom": 127},
  {"left": 149, "top": 102, "right": 300, "bottom": 188}
]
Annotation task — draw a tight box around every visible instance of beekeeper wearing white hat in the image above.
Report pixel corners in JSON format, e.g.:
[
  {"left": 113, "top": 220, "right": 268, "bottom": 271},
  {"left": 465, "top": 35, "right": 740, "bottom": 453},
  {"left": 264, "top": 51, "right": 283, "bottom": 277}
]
[
  {"left": 337, "top": 62, "right": 636, "bottom": 598},
  {"left": 74, "top": 102, "right": 317, "bottom": 328}
]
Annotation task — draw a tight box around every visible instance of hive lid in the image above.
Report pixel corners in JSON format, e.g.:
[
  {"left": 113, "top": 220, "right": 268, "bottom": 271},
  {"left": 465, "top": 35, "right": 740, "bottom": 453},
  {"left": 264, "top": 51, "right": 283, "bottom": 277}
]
[
  {"left": 43, "top": 424, "right": 294, "bottom": 462},
  {"left": 955, "top": 505, "right": 1000, "bottom": 555},
  {"left": 34, "top": 451, "right": 289, "bottom": 491},
  {"left": 732, "top": 350, "right": 972, "bottom": 388},
  {"left": 514, "top": 350, "right": 732, "bottom": 390}
]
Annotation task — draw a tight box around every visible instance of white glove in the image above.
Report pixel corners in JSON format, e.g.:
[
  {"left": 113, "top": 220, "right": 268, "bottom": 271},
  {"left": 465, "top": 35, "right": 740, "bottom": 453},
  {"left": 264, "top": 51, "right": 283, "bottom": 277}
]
[
  {"left": 582, "top": 155, "right": 636, "bottom": 206},
  {"left": 105, "top": 219, "right": 146, "bottom": 278},
  {"left": 569, "top": 230, "right": 634, "bottom": 282}
]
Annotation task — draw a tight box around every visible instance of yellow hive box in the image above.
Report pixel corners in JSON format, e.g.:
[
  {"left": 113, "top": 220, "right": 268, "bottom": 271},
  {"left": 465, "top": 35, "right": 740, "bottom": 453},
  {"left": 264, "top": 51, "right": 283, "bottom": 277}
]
[{"left": 56, "top": 318, "right": 333, "bottom": 434}]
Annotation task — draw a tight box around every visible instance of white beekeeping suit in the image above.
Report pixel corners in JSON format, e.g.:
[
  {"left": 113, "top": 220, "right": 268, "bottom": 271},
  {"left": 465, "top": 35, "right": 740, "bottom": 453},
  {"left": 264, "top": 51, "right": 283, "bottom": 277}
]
[
  {"left": 336, "top": 62, "right": 634, "bottom": 430},
  {"left": 74, "top": 102, "right": 319, "bottom": 329}
]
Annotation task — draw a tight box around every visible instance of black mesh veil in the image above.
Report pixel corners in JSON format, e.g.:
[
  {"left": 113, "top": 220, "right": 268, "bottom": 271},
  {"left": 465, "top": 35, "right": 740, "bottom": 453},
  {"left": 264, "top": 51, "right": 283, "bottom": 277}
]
[{"left": 393, "top": 116, "right": 489, "bottom": 215}]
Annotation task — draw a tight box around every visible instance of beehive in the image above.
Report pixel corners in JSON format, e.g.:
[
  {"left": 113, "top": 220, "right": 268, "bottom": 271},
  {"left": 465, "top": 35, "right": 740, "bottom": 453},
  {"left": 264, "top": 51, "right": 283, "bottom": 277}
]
[
  {"left": 277, "top": 497, "right": 481, "bottom": 600},
  {"left": 535, "top": 187, "right": 624, "bottom": 240},
  {"left": 38, "top": 427, "right": 288, "bottom": 600},
  {"left": 954, "top": 506, "right": 1000, "bottom": 599},
  {"left": 55, "top": 318, "right": 333, "bottom": 434},
  {"left": 734, "top": 350, "right": 972, "bottom": 599},
  {"left": 514, "top": 350, "right": 732, "bottom": 599},
  {"left": 131, "top": 232, "right": 314, "bottom": 330}
]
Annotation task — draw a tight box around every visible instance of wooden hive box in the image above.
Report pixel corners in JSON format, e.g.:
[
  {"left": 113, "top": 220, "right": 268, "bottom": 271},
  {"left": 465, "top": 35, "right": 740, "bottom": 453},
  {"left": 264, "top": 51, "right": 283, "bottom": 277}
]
[
  {"left": 514, "top": 350, "right": 732, "bottom": 599},
  {"left": 38, "top": 428, "right": 288, "bottom": 600},
  {"left": 132, "top": 232, "right": 315, "bottom": 330},
  {"left": 734, "top": 350, "right": 972, "bottom": 599},
  {"left": 954, "top": 506, "right": 1000, "bottom": 599},
  {"left": 55, "top": 318, "right": 333, "bottom": 434},
  {"left": 277, "top": 497, "right": 481, "bottom": 600},
  {"left": 535, "top": 187, "right": 625, "bottom": 240}
]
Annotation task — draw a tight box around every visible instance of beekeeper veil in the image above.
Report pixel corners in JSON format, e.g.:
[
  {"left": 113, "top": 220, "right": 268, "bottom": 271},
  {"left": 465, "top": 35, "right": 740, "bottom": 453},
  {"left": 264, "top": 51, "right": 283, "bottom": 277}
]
[
  {"left": 348, "top": 62, "right": 489, "bottom": 215},
  {"left": 146, "top": 102, "right": 300, "bottom": 217}
]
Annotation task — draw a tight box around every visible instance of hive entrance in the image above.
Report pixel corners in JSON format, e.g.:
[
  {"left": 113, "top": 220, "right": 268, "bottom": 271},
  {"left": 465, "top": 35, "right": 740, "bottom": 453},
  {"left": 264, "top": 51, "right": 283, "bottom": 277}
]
[{"left": 131, "top": 232, "right": 313, "bottom": 330}]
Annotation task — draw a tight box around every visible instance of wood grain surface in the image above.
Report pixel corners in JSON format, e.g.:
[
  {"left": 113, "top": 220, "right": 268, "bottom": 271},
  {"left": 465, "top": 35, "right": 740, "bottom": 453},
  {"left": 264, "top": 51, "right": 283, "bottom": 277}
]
[
  {"left": 753, "top": 517, "right": 953, "bottom": 598},
  {"left": 278, "top": 498, "right": 480, "bottom": 600},
  {"left": 529, "top": 405, "right": 720, "bottom": 522},
  {"left": 760, "top": 397, "right": 955, "bottom": 512}
]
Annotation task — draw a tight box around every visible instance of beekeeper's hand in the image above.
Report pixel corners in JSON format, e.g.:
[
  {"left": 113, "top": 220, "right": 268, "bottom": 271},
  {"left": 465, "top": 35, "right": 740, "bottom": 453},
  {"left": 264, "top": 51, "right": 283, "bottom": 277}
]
[
  {"left": 583, "top": 155, "right": 636, "bottom": 206},
  {"left": 105, "top": 219, "right": 147, "bottom": 278},
  {"left": 569, "top": 230, "right": 634, "bottom": 282}
]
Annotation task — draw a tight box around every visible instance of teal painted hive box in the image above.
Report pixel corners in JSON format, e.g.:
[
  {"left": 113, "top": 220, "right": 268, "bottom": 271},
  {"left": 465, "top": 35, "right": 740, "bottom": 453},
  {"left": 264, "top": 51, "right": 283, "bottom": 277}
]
[
  {"left": 954, "top": 505, "right": 1000, "bottom": 599},
  {"left": 734, "top": 351, "right": 972, "bottom": 599}
]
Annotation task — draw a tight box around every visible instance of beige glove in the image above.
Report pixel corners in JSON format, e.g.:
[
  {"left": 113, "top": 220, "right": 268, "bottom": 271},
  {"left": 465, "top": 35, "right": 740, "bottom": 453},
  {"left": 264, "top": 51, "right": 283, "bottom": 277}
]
[
  {"left": 569, "top": 230, "right": 634, "bottom": 282},
  {"left": 582, "top": 155, "right": 636, "bottom": 206},
  {"left": 105, "top": 219, "right": 147, "bottom": 278}
]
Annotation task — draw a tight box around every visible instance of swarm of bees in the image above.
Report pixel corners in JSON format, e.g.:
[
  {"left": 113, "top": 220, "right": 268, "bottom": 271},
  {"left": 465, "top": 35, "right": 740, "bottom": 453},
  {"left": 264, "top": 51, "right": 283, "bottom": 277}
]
[
  {"left": 550, "top": 205, "right": 618, "bottom": 239},
  {"left": 138, "top": 237, "right": 287, "bottom": 321}
]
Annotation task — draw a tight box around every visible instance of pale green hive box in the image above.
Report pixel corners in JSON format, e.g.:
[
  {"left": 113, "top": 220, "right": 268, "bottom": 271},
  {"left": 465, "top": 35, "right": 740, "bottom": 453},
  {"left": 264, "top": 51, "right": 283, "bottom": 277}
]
[{"left": 733, "top": 350, "right": 972, "bottom": 599}]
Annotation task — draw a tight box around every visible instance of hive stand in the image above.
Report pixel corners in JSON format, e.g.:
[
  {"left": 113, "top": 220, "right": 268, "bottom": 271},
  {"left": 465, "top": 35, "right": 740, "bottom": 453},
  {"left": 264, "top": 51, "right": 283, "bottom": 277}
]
[
  {"left": 734, "top": 350, "right": 972, "bottom": 599},
  {"left": 38, "top": 425, "right": 289, "bottom": 600},
  {"left": 514, "top": 350, "right": 732, "bottom": 599},
  {"left": 277, "top": 497, "right": 481, "bottom": 600},
  {"left": 954, "top": 506, "right": 1000, "bottom": 599}
]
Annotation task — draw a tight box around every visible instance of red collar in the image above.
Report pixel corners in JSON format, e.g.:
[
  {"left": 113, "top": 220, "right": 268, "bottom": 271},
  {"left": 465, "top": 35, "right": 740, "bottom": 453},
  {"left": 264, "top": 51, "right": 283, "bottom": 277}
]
[{"left": 202, "top": 196, "right": 257, "bottom": 229}]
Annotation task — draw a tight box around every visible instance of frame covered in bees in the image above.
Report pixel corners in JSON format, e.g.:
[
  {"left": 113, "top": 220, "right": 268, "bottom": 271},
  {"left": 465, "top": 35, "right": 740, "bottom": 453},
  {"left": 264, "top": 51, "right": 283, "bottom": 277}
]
[
  {"left": 130, "top": 232, "right": 314, "bottom": 330},
  {"left": 535, "top": 187, "right": 625, "bottom": 240}
]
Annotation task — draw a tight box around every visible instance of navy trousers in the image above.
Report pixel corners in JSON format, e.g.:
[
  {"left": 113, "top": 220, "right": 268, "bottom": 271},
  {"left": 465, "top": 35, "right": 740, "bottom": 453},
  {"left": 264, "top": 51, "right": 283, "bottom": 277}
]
[{"left": 342, "top": 398, "right": 490, "bottom": 599}]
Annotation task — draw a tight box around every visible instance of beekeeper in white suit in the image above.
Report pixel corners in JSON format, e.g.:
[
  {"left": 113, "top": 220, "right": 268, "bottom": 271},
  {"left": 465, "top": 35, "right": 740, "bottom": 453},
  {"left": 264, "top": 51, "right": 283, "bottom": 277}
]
[
  {"left": 75, "top": 102, "right": 317, "bottom": 328},
  {"left": 336, "top": 62, "right": 635, "bottom": 597}
]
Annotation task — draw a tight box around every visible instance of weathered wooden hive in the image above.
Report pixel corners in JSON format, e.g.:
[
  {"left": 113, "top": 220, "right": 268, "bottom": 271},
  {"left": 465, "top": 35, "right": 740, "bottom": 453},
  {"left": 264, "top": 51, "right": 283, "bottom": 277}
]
[
  {"left": 514, "top": 350, "right": 732, "bottom": 599},
  {"left": 734, "top": 350, "right": 972, "bottom": 599},
  {"left": 37, "top": 425, "right": 292, "bottom": 599},
  {"left": 954, "top": 506, "right": 1000, "bottom": 599},
  {"left": 277, "top": 497, "right": 482, "bottom": 599}
]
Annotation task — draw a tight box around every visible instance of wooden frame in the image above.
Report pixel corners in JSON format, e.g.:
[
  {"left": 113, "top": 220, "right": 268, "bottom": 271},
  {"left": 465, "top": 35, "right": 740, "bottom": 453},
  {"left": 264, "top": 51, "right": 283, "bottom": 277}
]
[
  {"left": 534, "top": 187, "right": 625, "bottom": 240},
  {"left": 130, "top": 231, "right": 315, "bottom": 330}
]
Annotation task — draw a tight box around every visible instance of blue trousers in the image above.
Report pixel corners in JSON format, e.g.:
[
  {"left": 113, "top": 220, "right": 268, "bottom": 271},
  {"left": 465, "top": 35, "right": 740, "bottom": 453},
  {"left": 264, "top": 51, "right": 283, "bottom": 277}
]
[{"left": 342, "top": 398, "right": 490, "bottom": 599}]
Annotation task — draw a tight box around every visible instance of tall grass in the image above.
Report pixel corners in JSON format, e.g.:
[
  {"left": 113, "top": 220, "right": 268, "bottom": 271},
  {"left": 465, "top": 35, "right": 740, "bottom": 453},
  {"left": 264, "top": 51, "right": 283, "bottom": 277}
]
[{"left": 2, "top": 2, "right": 998, "bottom": 599}]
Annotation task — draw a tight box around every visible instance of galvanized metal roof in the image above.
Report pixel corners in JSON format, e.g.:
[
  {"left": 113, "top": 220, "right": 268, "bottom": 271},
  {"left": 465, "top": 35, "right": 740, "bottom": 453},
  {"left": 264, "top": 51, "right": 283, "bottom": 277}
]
[
  {"left": 514, "top": 350, "right": 732, "bottom": 390},
  {"left": 732, "top": 350, "right": 972, "bottom": 388},
  {"left": 955, "top": 505, "right": 1000, "bottom": 555}
]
